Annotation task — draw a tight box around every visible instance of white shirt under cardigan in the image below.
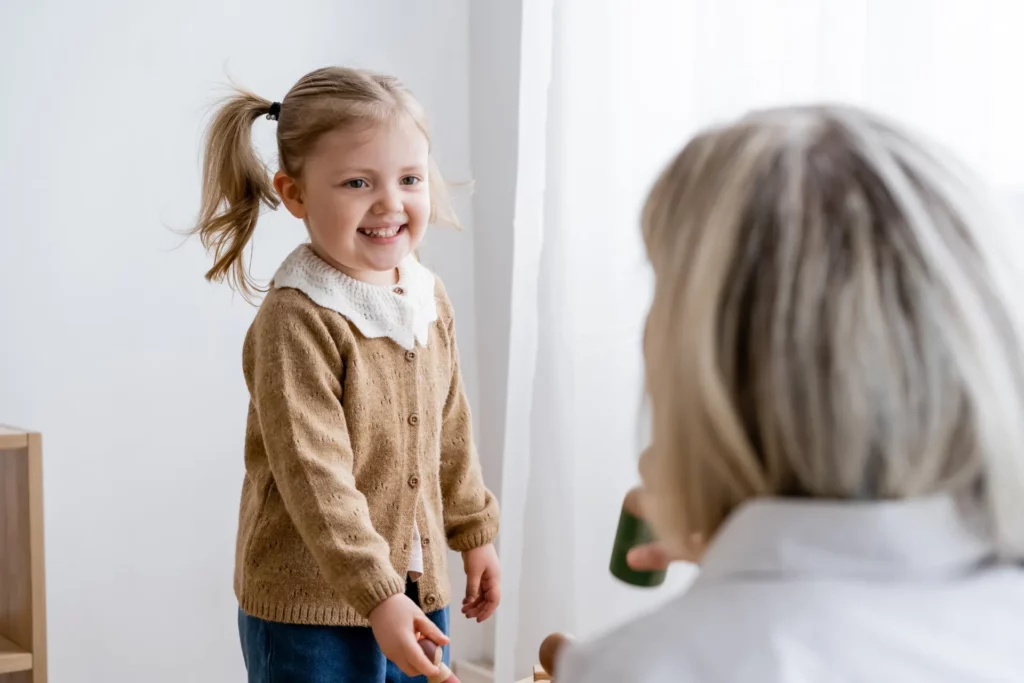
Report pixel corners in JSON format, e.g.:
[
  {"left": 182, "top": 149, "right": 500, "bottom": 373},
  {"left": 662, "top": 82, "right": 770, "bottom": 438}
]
[
  {"left": 272, "top": 244, "right": 437, "bottom": 579},
  {"left": 558, "top": 495, "right": 1024, "bottom": 683}
]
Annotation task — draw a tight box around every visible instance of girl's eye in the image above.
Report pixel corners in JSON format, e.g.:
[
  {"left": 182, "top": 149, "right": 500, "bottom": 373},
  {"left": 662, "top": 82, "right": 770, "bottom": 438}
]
[
  {"left": 401, "top": 176, "right": 421, "bottom": 186},
  {"left": 345, "top": 179, "right": 367, "bottom": 189}
]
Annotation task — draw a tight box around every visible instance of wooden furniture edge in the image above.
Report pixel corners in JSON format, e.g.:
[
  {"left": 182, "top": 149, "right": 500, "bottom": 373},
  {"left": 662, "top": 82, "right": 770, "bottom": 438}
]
[
  {"left": 0, "top": 425, "right": 30, "bottom": 450},
  {"left": 27, "top": 432, "right": 47, "bottom": 682}
]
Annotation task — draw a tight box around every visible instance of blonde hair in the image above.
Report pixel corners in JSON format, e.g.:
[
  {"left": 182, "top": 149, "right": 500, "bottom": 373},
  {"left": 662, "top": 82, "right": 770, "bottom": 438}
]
[
  {"left": 641, "top": 105, "right": 1024, "bottom": 560},
  {"left": 191, "top": 66, "right": 459, "bottom": 299}
]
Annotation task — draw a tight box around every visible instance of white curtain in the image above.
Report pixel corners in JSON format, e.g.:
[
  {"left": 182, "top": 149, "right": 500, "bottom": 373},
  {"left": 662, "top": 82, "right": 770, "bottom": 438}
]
[{"left": 492, "top": 1, "right": 1024, "bottom": 679}]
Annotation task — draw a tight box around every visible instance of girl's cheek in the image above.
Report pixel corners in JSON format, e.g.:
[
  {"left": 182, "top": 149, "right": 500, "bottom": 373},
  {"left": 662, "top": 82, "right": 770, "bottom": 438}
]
[{"left": 411, "top": 202, "right": 431, "bottom": 226}]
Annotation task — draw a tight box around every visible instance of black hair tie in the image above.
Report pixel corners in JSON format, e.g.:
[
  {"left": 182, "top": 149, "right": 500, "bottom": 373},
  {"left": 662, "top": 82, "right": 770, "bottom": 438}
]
[{"left": 266, "top": 102, "right": 282, "bottom": 121}]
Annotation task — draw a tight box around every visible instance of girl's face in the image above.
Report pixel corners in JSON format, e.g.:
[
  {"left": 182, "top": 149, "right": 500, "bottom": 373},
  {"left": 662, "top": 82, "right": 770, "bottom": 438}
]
[{"left": 276, "top": 116, "right": 431, "bottom": 285}]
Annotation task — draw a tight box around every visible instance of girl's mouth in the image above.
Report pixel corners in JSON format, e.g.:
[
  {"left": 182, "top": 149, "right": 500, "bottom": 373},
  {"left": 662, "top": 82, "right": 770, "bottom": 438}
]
[{"left": 358, "top": 224, "right": 407, "bottom": 243}]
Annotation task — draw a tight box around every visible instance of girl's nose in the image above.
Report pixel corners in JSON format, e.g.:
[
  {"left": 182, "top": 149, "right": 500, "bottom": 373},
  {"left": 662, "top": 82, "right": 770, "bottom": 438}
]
[{"left": 373, "top": 187, "right": 403, "bottom": 215}]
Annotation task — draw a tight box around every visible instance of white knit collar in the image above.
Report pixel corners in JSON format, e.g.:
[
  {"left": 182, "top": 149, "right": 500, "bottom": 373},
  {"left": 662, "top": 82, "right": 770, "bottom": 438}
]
[{"left": 272, "top": 244, "right": 437, "bottom": 350}]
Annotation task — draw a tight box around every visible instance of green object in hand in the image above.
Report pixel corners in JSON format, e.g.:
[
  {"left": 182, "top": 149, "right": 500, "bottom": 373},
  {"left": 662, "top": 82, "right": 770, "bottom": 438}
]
[{"left": 609, "top": 489, "right": 667, "bottom": 587}]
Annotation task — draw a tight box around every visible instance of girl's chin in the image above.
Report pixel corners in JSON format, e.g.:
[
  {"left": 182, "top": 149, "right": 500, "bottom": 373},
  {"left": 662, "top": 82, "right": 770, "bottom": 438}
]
[{"left": 355, "top": 246, "right": 418, "bottom": 280}]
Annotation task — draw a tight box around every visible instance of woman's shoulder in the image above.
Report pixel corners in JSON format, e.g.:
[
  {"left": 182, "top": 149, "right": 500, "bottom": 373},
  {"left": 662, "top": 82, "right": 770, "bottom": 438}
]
[
  {"left": 558, "top": 565, "right": 1024, "bottom": 682},
  {"left": 556, "top": 576, "right": 843, "bottom": 683},
  {"left": 557, "top": 583, "right": 813, "bottom": 683},
  {"left": 556, "top": 595, "right": 704, "bottom": 683}
]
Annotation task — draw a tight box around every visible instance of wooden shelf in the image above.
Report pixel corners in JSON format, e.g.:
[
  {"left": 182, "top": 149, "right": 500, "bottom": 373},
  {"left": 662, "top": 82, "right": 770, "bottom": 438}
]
[
  {"left": 0, "top": 425, "right": 28, "bottom": 450},
  {"left": 0, "top": 635, "right": 32, "bottom": 674},
  {"left": 0, "top": 425, "right": 47, "bottom": 682}
]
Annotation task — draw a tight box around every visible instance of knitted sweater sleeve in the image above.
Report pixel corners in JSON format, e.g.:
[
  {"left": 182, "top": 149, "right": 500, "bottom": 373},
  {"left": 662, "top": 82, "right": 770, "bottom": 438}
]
[
  {"left": 247, "top": 290, "right": 405, "bottom": 617},
  {"left": 438, "top": 300, "right": 501, "bottom": 551}
]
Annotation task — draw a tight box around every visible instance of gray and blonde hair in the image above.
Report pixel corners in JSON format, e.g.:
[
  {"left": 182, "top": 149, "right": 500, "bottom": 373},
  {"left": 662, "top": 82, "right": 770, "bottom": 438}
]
[
  {"left": 192, "top": 66, "right": 459, "bottom": 299},
  {"left": 641, "top": 105, "right": 1024, "bottom": 560}
]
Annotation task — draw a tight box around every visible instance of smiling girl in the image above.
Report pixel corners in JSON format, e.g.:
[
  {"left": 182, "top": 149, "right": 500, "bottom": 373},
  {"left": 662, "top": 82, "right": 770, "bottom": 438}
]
[{"left": 190, "top": 66, "right": 501, "bottom": 683}]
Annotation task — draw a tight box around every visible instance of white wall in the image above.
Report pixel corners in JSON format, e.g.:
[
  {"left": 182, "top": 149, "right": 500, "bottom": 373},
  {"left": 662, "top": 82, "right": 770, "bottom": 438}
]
[{"left": 0, "top": 2, "right": 482, "bottom": 681}]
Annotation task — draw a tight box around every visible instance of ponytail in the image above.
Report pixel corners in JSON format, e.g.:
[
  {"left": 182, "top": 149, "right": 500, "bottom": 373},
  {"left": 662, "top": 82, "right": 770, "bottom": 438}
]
[{"left": 192, "top": 90, "right": 279, "bottom": 300}]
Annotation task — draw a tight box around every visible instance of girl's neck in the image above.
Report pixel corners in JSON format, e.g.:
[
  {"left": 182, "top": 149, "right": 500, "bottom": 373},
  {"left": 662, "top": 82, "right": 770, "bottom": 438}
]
[
  {"left": 337, "top": 264, "right": 399, "bottom": 287},
  {"left": 310, "top": 244, "right": 399, "bottom": 286}
]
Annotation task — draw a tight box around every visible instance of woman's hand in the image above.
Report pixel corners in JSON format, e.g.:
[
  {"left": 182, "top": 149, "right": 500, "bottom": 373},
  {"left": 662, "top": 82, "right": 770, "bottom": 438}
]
[
  {"left": 626, "top": 534, "right": 703, "bottom": 571},
  {"left": 369, "top": 593, "right": 448, "bottom": 677},
  {"left": 630, "top": 448, "right": 704, "bottom": 573},
  {"left": 462, "top": 543, "right": 501, "bottom": 622},
  {"left": 626, "top": 476, "right": 704, "bottom": 571},
  {"left": 626, "top": 541, "right": 678, "bottom": 572}
]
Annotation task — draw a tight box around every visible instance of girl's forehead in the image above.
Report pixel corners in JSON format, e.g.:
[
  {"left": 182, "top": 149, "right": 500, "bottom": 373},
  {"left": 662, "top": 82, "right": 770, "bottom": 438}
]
[{"left": 315, "top": 117, "right": 429, "bottom": 160}]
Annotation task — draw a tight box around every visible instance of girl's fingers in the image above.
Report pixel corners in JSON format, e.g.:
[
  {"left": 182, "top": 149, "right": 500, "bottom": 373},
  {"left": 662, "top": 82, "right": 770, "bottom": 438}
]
[
  {"left": 484, "top": 578, "right": 501, "bottom": 606},
  {"left": 464, "top": 585, "right": 499, "bottom": 621},
  {"left": 465, "top": 568, "right": 482, "bottom": 605},
  {"left": 404, "top": 638, "right": 440, "bottom": 677},
  {"left": 476, "top": 598, "right": 498, "bottom": 622},
  {"left": 414, "top": 613, "right": 449, "bottom": 647},
  {"left": 481, "top": 588, "right": 500, "bottom": 620}
]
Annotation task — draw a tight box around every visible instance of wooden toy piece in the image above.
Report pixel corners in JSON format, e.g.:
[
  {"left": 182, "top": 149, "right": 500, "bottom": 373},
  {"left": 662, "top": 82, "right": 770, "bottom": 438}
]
[
  {"left": 533, "top": 663, "right": 553, "bottom": 680},
  {"left": 538, "top": 632, "right": 574, "bottom": 679},
  {"left": 418, "top": 638, "right": 460, "bottom": 683}
]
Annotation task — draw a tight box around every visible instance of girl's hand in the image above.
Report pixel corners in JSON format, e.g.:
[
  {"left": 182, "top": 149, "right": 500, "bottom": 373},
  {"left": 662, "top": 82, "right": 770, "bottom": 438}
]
[
  {"left": 462, "top": 543, "right": 501, "bottom": 622},
  {"left": 369, "top": 593, "right": 449, "bottom": 677}
]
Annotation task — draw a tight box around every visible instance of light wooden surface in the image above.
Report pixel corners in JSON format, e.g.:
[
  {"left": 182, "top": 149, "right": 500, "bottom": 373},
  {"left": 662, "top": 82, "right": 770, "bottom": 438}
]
[
  {"left": 0, "top": 634, "right": 32, "bottom": 675},
  {"left": 533, "top": 665, "right": 553, "bottom": 680},
  {"left": 0, "top": 426, "right": 28, "bottom": 451},
  {"left": 0, "top": 428, "right": 47, "bottom": 683},
  {"left": 512, "top": 667, "right": 553, "bottom": 683}
]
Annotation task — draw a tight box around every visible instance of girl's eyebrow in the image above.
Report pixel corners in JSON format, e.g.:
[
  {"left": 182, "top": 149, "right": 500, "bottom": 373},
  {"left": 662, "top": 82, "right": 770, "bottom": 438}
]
[
  {"left": 334, "top": 167, "right": 380, "bottom": 177},
  {"left": 334, "top": 164, "right": 427, "bottom": 176}
]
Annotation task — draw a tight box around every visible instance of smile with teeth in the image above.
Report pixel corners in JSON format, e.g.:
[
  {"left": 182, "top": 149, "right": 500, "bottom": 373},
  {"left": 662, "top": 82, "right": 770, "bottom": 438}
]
[{"left": 358, "top": 225, "right": 406, "bottom": 238}]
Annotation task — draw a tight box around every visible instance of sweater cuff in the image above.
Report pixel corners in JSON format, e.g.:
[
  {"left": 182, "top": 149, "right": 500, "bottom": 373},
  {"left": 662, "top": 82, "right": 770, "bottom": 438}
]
[
  {"left": 350, "top": 572, "right": 407, "bottom": 618},
  {"left": 448, "top": 521, "right": 499, "bottom": 553}
]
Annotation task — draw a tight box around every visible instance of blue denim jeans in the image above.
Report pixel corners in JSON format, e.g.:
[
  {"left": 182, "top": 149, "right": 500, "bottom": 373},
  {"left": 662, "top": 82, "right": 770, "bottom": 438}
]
[{"left": 238, "top": 581, "right": 450, "bottom": 683}]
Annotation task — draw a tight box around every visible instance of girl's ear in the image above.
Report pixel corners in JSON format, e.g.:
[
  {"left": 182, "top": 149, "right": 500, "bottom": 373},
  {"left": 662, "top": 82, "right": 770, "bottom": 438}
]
[{"left": 274, "top": 171, "right": 307, "bottom": 219}]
